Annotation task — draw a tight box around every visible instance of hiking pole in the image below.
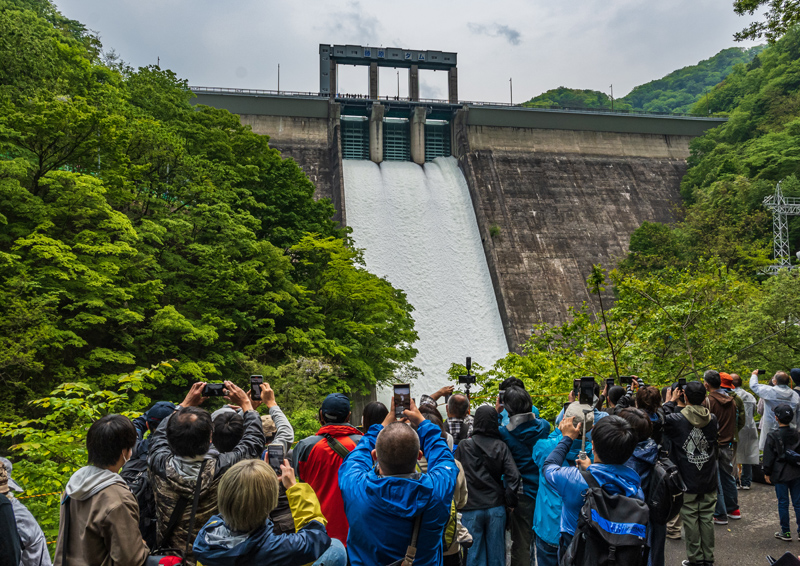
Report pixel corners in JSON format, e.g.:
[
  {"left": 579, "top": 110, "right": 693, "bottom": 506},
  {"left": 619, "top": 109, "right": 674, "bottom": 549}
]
[{"left": 579, "top": 409, "right": 591, "bottom": 461}]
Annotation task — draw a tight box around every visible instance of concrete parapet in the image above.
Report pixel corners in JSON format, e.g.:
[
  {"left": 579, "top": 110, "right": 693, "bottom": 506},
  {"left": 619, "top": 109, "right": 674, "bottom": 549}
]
[
  {"left": 369, "top": 62, "right": 379, "bottom": 100},
  {"left": 370, "top": 104, "right": 385, "bottom": 163},
  {"left": 409, "top": 65, "right": 419, "bottom": 102},
  {"left": 410, "top": 107, "right": 426, "bottom": 165}
]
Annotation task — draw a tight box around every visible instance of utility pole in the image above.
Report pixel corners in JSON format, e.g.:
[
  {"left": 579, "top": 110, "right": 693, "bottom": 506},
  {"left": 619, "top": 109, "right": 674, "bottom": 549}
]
[
  {"left": 278, "top": 63, "right": 280, "bottom": 94},
  {"left": 706, "top": 90, "right": 711, "bottom": 116},
  {"left": 510, "top": 77, "right": 513, "bottom": 105},
  {"left": 397, "top": 70, "right": 400, "bottom": 98},
  {"left": 610, "top": 84, "right": 614, "bottom": 111},
  {"left": 157, "top": 56, "right": 160, "bottom": 68}
]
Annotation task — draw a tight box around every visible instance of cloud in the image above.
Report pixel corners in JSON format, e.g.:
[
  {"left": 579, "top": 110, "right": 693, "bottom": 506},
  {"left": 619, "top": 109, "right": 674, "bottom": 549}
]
[
  {"left": 325, "top": 2, "right": 381, "bottom": 45},
  {"left": 467, "top": 22, "right": 522, "bottom": 45}
]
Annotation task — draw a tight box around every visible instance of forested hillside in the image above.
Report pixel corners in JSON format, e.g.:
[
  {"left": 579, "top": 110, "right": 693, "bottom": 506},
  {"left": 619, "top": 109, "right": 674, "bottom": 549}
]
[{"left": 522, "top": 87, "right": 632, "bottom": 111}]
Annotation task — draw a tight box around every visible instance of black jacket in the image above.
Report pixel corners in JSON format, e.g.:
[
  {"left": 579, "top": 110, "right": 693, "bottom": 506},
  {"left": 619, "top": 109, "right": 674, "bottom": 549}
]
[
  {"left": 455, "top": 435, "right": 521, "bottom": 511},
  {"left": 662, "top": 402, "right": 719, "bottom": 495},
  {"left": 763, "top": 427, "right": 800, "bottom": 484},
  {"left": 0, "top": 496, "right": 20, "bottom": 566}
]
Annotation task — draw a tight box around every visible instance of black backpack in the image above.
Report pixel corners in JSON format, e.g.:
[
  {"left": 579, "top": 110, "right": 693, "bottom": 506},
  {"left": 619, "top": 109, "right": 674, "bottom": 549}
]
[
  {"left": 120, "top": 456, "right": 157, "bottom": 549},
  {"left": 560, "top": 470, "right": 650, "bottom": 566},
  {"left": 646, "top": 457, "right": 686, "bottom": 525}
]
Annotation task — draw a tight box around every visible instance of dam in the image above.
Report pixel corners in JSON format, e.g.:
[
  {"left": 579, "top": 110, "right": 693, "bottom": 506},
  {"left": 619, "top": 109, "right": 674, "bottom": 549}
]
[{"left": 191, "top": 43, "right": 725, "bottom": 392}]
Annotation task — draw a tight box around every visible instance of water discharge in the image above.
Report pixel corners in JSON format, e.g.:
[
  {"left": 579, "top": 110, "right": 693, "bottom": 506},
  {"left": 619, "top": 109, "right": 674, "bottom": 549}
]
[{"left": 343, "top": 157, "right": 508, "bottom": 398}]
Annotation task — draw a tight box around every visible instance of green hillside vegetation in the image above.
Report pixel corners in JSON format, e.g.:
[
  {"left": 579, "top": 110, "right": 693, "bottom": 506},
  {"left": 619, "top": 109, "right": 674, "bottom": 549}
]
[{"left": 522, "top": 87, "right": 632, "bottom": 112}]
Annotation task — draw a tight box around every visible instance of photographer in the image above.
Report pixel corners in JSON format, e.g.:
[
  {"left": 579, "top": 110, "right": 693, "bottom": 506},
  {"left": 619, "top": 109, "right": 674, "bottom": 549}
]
[
  {"left": 148, "top": 381, "right": 265, "bottom": 565},
  {"left": 750, "top": 370, "right": 800, "bottom": 451},
  {"left": 193, "top": 459, "right": 346, "bottom": 566}
]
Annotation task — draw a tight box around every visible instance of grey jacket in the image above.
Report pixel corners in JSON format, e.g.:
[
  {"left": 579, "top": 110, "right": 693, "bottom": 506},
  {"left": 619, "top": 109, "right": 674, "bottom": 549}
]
[{"left": 8, "top": 495, "right": 51, "bottom": 566}]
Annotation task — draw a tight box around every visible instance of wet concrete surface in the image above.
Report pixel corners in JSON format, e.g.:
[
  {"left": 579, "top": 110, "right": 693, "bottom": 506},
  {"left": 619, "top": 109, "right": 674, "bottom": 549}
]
[{"left": 665, "top": 482, "right": 800, "bottom": 565}]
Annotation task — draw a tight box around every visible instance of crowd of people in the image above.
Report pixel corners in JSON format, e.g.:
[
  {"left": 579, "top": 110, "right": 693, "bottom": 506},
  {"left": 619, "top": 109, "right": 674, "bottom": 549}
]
[{"left": 3, "top": 368, "right": 800, "bottom": 566}]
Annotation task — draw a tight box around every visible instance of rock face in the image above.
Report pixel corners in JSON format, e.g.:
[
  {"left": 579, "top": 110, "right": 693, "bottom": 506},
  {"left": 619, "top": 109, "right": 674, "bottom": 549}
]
[{"left": 456, "top": 123, "right": 690, "bottom": 350}]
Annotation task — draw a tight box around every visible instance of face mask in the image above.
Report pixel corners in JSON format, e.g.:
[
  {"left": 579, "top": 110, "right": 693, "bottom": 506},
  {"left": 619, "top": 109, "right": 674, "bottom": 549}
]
[{"left": 122, "top": 450, "right": 130, "bottom": 466}]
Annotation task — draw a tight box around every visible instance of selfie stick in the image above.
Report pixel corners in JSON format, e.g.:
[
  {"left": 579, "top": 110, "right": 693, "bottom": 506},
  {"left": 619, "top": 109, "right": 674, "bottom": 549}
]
[
  {"left": 579, "top": 409, "right": 591, "bottom": 461},
  {"left": 459, "top": 357, "right": 475, "bottom": 402}
]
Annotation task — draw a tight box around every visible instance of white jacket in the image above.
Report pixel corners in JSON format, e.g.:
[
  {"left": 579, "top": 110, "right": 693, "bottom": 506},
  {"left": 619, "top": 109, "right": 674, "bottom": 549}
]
[
  {"left": 750, "top": 373, "right": 800, "bottom": 451},
  {"left": 733, "top": 387, "right": 760, "bottom": 465}
]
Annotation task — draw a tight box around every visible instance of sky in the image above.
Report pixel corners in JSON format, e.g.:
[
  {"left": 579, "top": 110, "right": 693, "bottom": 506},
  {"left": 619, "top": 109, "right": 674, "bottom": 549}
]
[{"left": 55, "top": 0, "right": 761, "bottom": 103}]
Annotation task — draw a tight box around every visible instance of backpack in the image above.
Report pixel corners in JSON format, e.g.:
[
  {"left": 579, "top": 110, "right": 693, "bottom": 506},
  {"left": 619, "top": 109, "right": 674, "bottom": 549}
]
[
  {"left": 120, "top": 456, "right": 157, "bottom": 549},
  {"left": 560, "top": 470, "right": 650, "bottom": 566},
  {"left": 646, "top": 457, "right": 686, "bottom": 525},
  {"left": 776, "top": 434, "right": 800, "bottom": 466},
  {"left": 442, "top": 500, "right": 458, "bottom": 551}
]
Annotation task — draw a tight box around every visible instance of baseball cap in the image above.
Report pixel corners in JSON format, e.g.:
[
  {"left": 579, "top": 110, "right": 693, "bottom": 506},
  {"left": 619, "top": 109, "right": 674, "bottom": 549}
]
[
  {"left": 146, "top": 401, "right": 177, "bottom": 429},
  {"left": 564, "top": 402, "right": 594, "bottom": 431},
  {"left": 719, "top": 372, "right": 734, "bottom": 390},
  {"left": 0, "top": 458, "right": 22, "bottom": 493},
  {"left": 320, "top": 393, "right": 351, "bottom": 423},
  {"left": 775, "top": 403, "right": 795, "bottom": 425}
]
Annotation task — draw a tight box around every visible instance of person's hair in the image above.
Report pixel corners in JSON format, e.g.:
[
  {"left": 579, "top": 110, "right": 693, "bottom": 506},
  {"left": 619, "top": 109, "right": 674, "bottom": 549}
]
[
  {"left": 87, "top": 414, "right": 137, "bottom": 468},
  {"left": 213, "top": 411, "right": 244, "bottom": 453},
  {"left": 731, "top": 374, "right": 742, "bottom": 388},
  {"left": 684, "top": 381, "right": 707, "bottom": 406},
  {"left": 448, "top": 394, "right": 469, "bottom": 419},
  {"left": 607, "top": 386, "right": 626, "bottom": 406},
  {"left": 217, "top": 459, "right": 278, "bottom": 532},
  {"left": 375, "top": 422, "right": 420, "bottom": 475},
  {"left": 504, "top": 386, "right": 532, "bottom": 416},
  {"left": 703, "top": 370, "right": 721, "bottom": 389},
  {"left": 590, "top": 415, "right": 638, "bottom": 465},
  {"left": 499, "top": 377, "right": 525, "bottom": 391},
  {"left": 617, "top": 408, "right": 653, "bottom": 443},
  {"left": 167, "top": 407, "right": 213, "bottom": 458},
  {"left": 362, "top": 402, "right": 388, "bottom": 432},
  {"left": 419, "top": 407, "right": 448, "bottom": 440},
  {"left": 635, "top": 386, "right": 662, "bottom": 414},
  {"left": 776, "top": 371, "right": 791, "bottom": 386}
]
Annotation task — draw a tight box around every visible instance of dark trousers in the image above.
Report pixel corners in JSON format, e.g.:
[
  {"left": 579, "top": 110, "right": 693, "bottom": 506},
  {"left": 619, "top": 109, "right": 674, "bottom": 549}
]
[
  {"left": 776, "top": 477, "right": 800, "bottom": 535},
  {"left": 535, "top": 536, "right": 559, "bottom": 566},
  {"left": 558, "top": 532, "right": 574, "bottom": 563},
  {"left": 510, "top": 494, "right": 535, "bottom": 566},
  {"left": 715, "top": 444, "right": 739, "bottom": 517},
  {"left": 648, "top": 521, "right": 667, "bottom": 566}
]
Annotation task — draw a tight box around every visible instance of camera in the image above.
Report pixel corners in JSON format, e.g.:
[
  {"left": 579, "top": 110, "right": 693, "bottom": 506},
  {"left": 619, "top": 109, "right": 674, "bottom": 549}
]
[
  {"left": 203, "top": 383, "right": 225, "bottom": 397},
  {"left": 458, "top": 357, "right": 476, "bottom": 385},
  {"left": 619, "top": 375, "right": 633, "bottom": 385}
]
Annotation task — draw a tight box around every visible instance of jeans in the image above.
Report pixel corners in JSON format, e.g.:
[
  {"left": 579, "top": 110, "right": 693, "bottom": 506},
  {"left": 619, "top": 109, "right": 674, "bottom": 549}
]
[
  {"left": 509, "top": 494, "right": 535, "bottom": 566},
  {"left": 535, "top": 536, "right": 559, "bottom": 566},
  {"left": 741, "top": 464, "right": 753, "bottom": 487},
  {"left": 681, "top": 491, "right": 716, "bottom": 565},
  {"left": 776, "top": 478, "right": 800, "bottom": 535},
  {"left": 714, "top": 444, "right": 739, "bottom": 518},
  {"left": 313, "top": 538, "right": 347, "bottom": 566},
  {"left": 462, "top": 506, "right": 506, "bottom": 566},
  {"left": 648, "top": 521, "right": 666, "bottom": 566}
]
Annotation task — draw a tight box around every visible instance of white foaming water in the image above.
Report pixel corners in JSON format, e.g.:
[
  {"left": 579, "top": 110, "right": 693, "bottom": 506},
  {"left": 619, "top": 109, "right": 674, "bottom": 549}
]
[{"left": 343, "top": 157, "right": 508, "bottom": 398}]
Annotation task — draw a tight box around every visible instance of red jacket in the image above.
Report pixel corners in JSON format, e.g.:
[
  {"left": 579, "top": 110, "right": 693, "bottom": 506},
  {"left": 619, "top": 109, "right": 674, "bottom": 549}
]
[{"left": 292, "top": 424, "right": 363, "bottom": 544}]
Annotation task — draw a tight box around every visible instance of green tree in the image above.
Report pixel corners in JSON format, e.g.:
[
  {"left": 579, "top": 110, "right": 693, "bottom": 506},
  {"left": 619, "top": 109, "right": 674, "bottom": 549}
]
[{"left": 734, "top": 0, "right": 800, "bottom": 42}]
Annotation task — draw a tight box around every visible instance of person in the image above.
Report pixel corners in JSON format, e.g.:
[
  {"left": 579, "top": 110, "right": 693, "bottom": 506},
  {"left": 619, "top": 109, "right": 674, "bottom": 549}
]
[
  {"left": 0, "top": 488, "right": 20, "bottom": 566},
  {"left": 604, "top": 385, "right": 627, "bottom": 414},
  {"left": 193, "top": 459, "right": 346, "bottom": 566},
  {"left": 497, "top": 386, "right": 550, "bottom": 566},
  {"left": 763, "top": 403, "right": 800, "bottom": 542},
  {"left": 455, "top": 405, "right": 521, "bottom": 566},
  {"left": 543, "top": 412, "right": 642, "bottom": 561},
  {"left": 148, "top": 382, "right": 265, "bottom": 564},
  {"left": 751, "top": 370, "right": 800, "bottom": 451},
  {"left": 446, "top": 394, "right": 473, "bottom": 444},
  {"left": 703, "top": 370, "right": 742, "bottom": 524},
  {"left": 131, "top": 401, "right": 176, "bottom": 461},
  {"left": 0, "top": 458, "right": 51, "bottom": 566},
  {"left": 54, "top": 414, "right": 149, "bottom": 566},
  {"left": 292, "top": 393, "right": 363, "bottom": 546},
  {"left": 618, "top": 408, "right": 665, "bottom": 566},
  {"left": 532, "top": 415, "right": 593, "bottom": 566},
  {"left": 792, "top": 368, "right": 800, "bottom": 397},
  {"left": 361, "top": 401, "right": 388, "bottom": 433},
  {"left": 731, "top": 374, "right": 759, "bottom": 490},
  {"left": 663, "top": 382, "right": 718, "bottom": 566},
  {"left": 340, "top": 398, "right": 459, "bottom": 566},
  {"left": 636, "top": 385, "right": 666, "bottom": 447},
  {"left": 212, "top": 409, "right": 245, "bottom": 453}
]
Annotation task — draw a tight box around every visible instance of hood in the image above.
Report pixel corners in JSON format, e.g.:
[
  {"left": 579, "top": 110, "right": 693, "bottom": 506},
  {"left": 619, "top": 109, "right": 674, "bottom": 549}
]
[
  {"left": 473, "top": 406, "right": 501, "bottom": 438},
  {"left": 194, "top": 515, "right": 264, "bottom": 561},
  {"left": 589, "top": 464, "right": 642, "bottom": 498},
  {"left": 774, "top": 385, "right": 797, "bottom": 401},
  {"left": 709, "top": 390, "right": 733, "bottom": 407},
  {"left": 627, "top": 439, "right": 659, "bottom": 476},
  {"left": 317, "top": 423, "right": 362, "bottom": 438},
  {"left": 682, "top": 405, "right": 712, "bottom": 428},
  {"left": 65, "top": 466, "right": 126, "bottom": 501},
  {"left": 363, "top": 469, "right": 436, "bottom": 519},
  {"left": 506, "top": 413, "right": 550, "bottom": 440}
]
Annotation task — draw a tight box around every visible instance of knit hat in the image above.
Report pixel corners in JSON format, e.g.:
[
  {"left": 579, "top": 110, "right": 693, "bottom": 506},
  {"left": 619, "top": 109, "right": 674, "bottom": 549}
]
[
  {"left": 719, "top": 372, "right": 734, "bottom": 390},
  {"left": 564, "top": 402, "right": 595, "bottom": 431},
  {"left": 0, "top": 458, "right": 22, "bottom": 493},
  {"left": 211, "top": 406, "right": 241, "bottom": 422},
  {"left": 791, "top": 368, "right": 800, "bottom": 386}
]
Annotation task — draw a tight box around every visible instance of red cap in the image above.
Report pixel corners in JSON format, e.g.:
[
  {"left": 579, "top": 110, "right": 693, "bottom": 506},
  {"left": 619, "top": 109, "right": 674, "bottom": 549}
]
[{"left": 720, "top": 372, "right": 734, "bottom": 389}]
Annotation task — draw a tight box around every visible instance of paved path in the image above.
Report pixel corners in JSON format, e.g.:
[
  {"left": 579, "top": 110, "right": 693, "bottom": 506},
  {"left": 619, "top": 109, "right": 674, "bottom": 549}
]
[{"left": 665, "top": 483, "right": 799, "bottom": 565}]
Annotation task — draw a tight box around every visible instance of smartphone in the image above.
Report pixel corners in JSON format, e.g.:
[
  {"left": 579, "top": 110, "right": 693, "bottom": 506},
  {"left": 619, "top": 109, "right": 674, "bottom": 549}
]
[
  {"left": 202, "top": 383, "right": 225, "bottom": 397},
  {"left": 606, "top": 378, "right": 615, "bottom": 389},
  {"left": 573, "top": 379, "right": 581, "bottom": 397},
  {"left": 579, "top": 377, "right": 595, "bottom": 405},
  {"left": 250, "top": 375, "right": 263, "bottom": 401},
  {"left": 266, "top": 443, "right": 285, "bottom": 474},
  {"left": 394, "top": 383, "right": 410, "bottom": 418},
  {"left": 677, "top": 377, "right": 687, "bottom": 390},
  {"left": 498, "top": 390, "right": 506, "bottom": 405},
  {"left": 758, "top": 369, "right": 766, "bottom": 375},
  {"left": 619, "top": 375, "right": 633, "bottom": 385}
]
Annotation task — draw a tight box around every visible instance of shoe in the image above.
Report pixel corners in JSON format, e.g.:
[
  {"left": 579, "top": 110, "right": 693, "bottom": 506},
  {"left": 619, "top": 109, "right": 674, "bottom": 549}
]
[
  {"left": 775, "top": 532, "right": 792, "bottom": 541},
  {"left": 713, "top": 516, "right": 728, "bottom": 525},
  {"left": 742, "top": 485, "right": 751, "bottom": 490},
  {"left": 681, "top": 561, "right": 702, "bottom": 566},
  {"left": 730, "top": 509, "right": 742, "bottom": 520}
]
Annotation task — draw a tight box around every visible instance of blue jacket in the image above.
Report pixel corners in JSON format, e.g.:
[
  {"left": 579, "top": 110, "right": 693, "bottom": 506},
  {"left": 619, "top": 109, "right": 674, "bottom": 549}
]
[
  {"left": 532, "top": 431, "right": 592, "bottom": 546},
  {"left": 498, "top": 413, "right": 550, "bottom": 499},
  {"left": 339, "top": 419, "right": 459, "bottom": 566},
  {"left": 500, "top": 404, "right": 540, "bottom": 426},
  {"left": 543, "top": 436, "right": 643, "bottom": 536},
  {"left": 624, "top": 439, "right": 659, "bottom": 494}
]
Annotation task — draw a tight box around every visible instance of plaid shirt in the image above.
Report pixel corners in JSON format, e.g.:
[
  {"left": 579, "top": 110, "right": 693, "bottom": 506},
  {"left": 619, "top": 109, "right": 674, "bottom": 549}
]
[{"left": 419, "top": 394, "right": 473, "bottom": 438}]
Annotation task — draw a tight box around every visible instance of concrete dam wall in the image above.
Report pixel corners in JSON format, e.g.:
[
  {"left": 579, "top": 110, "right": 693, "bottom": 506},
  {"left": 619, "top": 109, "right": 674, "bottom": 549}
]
[{"left": 193, "top": 91, "right": 722, "bottom": 355}]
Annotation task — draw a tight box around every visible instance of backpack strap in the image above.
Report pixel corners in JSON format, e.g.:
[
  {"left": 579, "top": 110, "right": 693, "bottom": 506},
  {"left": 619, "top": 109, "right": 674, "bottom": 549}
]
[
  {"left": 184, "top": 458, "right": 209, "bottom": 557},
  {"left": 321, "top": 433, "right": 353, "bottom": 460},
  {"left": 579, "top": 469, "right": 601, "bottom": 491},
  {"left": 401, "top": 514, "right": 423, "bottom": 566},
  {"left": 158, "top": 496, "right": 189, "bottom": 549},
  {"left": 60, "top": 494, "right": 70, "bottom": 566}
]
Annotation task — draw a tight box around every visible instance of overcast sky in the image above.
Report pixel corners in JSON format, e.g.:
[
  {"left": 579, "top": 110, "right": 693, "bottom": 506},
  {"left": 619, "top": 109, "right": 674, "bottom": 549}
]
[{"left": 56, "top": 0, "right": 761, "bottom": 102}]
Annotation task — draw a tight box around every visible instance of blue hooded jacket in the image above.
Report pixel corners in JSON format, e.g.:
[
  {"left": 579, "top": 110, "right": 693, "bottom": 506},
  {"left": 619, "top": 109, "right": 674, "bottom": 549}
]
[
  {"left": 499, "top": 404, "right": 540, "bottom": 426},
  {"left": 543, "top": 436, "right": 643, "bottom": 536},
  {"left": 498, "top": 413, "right": 550, "bottom": 499},
  {"left": 339, "top": 419, "right": 458, "bottom": 566},
  {"left": 532, "top": 431, "right": 593, "bottom": 546},
  {"left": 624, "top": 439, "right": 659, "bottom": 493}
]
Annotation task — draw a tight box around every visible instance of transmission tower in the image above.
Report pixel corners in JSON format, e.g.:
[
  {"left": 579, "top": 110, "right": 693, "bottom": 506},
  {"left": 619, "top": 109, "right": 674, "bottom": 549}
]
[{"left": 763, "top": 181, "right": 800, "bottom": 275}]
